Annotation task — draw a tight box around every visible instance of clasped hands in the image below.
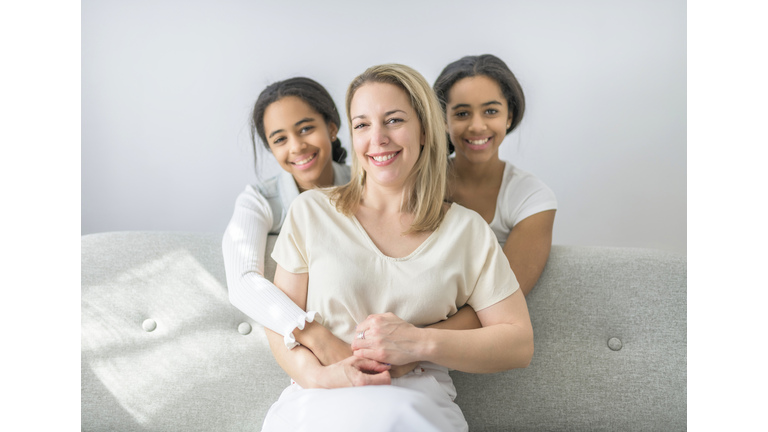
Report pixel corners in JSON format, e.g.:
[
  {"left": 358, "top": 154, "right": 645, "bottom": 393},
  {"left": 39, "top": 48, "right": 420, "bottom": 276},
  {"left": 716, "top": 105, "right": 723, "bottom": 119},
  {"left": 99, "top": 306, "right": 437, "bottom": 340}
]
[{"left": 308, "top": 312, "right": 423, "bottom": 388}]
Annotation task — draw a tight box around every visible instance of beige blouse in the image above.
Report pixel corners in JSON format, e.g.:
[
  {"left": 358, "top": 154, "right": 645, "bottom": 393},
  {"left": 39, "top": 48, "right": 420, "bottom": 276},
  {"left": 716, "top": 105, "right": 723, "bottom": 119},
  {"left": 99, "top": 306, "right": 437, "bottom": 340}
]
[{"left": 272, "top": 189, "right": 518, "bottom": 344}]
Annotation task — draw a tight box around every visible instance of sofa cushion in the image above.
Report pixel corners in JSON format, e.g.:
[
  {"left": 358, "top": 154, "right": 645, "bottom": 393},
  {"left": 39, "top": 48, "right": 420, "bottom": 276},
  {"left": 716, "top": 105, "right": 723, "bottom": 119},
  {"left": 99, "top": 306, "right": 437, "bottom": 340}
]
[{"left": 81, "top": 232, "right": 686, "bottom": 431}]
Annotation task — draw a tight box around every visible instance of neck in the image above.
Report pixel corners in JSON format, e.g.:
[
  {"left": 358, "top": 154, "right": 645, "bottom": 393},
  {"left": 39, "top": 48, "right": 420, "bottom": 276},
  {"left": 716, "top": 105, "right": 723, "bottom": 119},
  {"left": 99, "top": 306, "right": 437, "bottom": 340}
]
[
  {"left": 295, "top": 160, "right": 334, "bottom": 193},
  {"left": 451, "top": 151, "right": 504, "bottom": 185},
  {"left": 360, "top": 177, "right": 413, "bottom": 214}
]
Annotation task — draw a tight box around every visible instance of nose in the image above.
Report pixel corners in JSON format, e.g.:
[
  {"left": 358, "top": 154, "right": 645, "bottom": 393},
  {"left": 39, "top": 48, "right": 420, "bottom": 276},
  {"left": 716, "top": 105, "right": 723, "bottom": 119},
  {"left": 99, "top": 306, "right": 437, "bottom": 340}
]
[
  {"left": 370, "top": 123, "right": 389, "bottom": 147},
  {"left": 289, "top": 135, "right": 307, "bottom": 153},
  {"left": 468, "top": 114, "right": 487, "bottom": 133}
]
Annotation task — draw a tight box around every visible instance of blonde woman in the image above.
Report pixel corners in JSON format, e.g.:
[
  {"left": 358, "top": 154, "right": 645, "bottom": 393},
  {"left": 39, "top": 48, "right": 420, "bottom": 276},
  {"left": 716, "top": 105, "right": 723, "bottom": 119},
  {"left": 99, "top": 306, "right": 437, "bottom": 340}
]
[
  {"left": 261, "top": 65, "right": 533, "bottom": 432},
  {"left": 223, "top": 78, "right": 478, "bottom": 372}
]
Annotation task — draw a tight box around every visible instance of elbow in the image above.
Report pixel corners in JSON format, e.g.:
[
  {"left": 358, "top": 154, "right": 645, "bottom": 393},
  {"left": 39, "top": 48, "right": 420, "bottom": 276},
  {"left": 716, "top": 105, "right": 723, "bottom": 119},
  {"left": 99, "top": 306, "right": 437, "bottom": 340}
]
[
  {"left": 227, "top": 282, "right": 241, "bottom": 309},
  {"left": 519, "top": 339, "right": 534, "bottom": 369},
  {"left": 520, "top": 329, "right": 534, "bottom": 368},
  {"left": 225, "top": 271, "right": 243, "bottom": 308},
  {"left": 511, "top": 326, "right": 534, "bottom": 369}
]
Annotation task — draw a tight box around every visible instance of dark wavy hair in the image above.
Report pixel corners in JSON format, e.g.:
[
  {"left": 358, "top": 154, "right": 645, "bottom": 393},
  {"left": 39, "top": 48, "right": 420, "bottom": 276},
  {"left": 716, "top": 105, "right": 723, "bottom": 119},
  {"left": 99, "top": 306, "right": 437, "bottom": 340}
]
[
  {"left": 433, "top": 54, "right": 525, "bottom": 155},
  {"left": 251, "top": 77, "right": 347, "bottom": 170}
]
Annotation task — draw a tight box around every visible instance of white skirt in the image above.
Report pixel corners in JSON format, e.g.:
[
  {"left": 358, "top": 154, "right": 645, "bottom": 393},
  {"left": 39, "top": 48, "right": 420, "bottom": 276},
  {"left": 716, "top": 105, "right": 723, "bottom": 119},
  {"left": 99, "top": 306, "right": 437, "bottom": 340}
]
[{"left": 261, "top": 362, "right": 468, "bottom": 432}]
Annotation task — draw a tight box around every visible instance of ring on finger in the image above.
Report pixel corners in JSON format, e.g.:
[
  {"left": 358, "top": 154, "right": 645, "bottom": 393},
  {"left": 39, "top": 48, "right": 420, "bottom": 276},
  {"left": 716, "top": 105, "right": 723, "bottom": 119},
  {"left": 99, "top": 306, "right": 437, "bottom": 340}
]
[{"left": 356, "top": 330, "right": 366, "bottom": 340}]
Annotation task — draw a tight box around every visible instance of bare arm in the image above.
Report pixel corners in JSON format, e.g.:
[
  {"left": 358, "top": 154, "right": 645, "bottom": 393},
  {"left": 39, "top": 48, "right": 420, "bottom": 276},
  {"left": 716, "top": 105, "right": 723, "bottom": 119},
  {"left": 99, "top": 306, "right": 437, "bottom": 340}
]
[
  {"left": 425, "top": 305, "right": 481, "bottom": 330},
  {"left": 352, "top": 289, "right": 533, "bottom": 374},
  {"left": 294, "top": 290, "right": 481, "bottom": 367},
  {"left": 266, "top": 265, "right": 391, "bottom": 388},
  {"left": 502, "top": 210, "right": 556, "bottom": 296},
  {"left": 271, "top": 265, "right": 350, "bottom": 366}
]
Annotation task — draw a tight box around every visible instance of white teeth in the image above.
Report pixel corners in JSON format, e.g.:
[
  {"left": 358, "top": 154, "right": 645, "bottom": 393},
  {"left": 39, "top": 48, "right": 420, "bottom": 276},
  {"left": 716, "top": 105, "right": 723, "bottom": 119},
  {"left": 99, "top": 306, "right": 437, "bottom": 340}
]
[
  {"left": 371, "top": 153, "right": 396, "bottom": 162},
  {"left": 467, "top": 138, "right": 490, "bottom": 145},
  {"left": 294, "top": 153, "right": 315, "bottom": 165}
]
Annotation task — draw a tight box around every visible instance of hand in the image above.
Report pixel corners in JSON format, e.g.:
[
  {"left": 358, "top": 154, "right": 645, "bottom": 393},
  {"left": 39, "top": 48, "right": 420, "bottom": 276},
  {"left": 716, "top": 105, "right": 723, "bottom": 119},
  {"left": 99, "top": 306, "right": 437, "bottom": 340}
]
[
  {"left": 388, "top": 361, "right": 420, "bottom": 378},
  {"left": 351, "top": 312, "right": 423, "bottom": 366},
  {"left": 310, "top": 356, "right": 392, "bottom": 389}
]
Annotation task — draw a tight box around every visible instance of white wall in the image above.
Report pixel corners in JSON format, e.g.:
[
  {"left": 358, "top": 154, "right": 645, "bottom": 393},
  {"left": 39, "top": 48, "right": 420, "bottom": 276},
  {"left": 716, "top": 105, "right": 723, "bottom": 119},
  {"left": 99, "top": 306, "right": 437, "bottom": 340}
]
[{"left": 82, "top": 0, "right": 686, "bottom": 254}]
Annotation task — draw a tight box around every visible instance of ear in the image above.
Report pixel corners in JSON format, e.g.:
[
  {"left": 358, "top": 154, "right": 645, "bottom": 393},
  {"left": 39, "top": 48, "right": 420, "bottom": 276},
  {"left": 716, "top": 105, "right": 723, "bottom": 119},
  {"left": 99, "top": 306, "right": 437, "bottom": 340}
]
[
  {"left": 507, "top": 112, "right": 514, "bottom": 130},
  {"left": 328, "top": 122, "right": 339, "bottom": 140},
  {"left": 421, "top": 130, "right": 426, "bottom": 146}
]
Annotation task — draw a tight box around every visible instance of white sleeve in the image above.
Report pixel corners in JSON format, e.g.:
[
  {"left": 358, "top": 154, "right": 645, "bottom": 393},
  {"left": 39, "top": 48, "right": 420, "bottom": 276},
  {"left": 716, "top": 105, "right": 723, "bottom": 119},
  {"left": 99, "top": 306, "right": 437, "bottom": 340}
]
[
  {"left": 222, "top": 187, "right": 322, "bottom": 349},
  {"left": 504, "top": 173, "right": 558, "bottom": 228}
]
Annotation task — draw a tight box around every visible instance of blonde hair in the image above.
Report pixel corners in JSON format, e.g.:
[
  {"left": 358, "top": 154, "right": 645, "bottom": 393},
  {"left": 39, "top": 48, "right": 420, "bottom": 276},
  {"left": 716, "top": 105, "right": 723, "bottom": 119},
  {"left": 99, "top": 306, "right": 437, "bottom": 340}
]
[{"left": 329, "top": 64, "right": 447, "bottom": 234}]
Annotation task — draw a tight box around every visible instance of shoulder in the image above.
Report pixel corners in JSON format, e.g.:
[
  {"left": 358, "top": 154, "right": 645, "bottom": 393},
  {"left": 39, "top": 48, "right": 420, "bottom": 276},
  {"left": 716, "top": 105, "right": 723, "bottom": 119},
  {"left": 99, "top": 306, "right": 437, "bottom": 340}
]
[
  {"left": 500, "top": 162, "right": 548, "bottom": 190},
  {"left": 251, "top": 174, "right": 281, "bottom": 199},
  {"left": 499, "top": 162, "right": 557, "bottom": 202},
  {"left": 443, "top": 203, "right": 497, "bottom": 238},
  {"left": 234, "top": 183, "right": 275, "bottom": 210},
  {"left": 289, "top": 189, "right": 334, "bottom": 214}
]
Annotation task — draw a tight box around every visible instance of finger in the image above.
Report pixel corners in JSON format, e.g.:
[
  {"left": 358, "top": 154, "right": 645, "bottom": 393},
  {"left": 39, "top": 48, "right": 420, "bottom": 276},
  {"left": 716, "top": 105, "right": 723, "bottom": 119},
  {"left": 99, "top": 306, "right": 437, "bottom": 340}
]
[
  {"left": 360, "top": 370, "right": 391, "bottom": 386},
  {"left": 350, "top": 338, "right": 373, "bottom": 351},
  {"left": 354, "top": 359, "right": 391, "bottom": 373},
  {"left": 353, "top": 348, "right": 387, "bottom": 363},
  {"left": 356, "top": 313, "right": 383, "bottom": 329}
]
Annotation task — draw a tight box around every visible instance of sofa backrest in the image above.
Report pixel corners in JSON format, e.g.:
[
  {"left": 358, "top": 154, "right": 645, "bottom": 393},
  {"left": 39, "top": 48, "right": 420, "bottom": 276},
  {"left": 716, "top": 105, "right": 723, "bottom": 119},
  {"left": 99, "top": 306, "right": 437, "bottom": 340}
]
[{"left": 82, "top": 232, "right": 686, "bottom": 431}]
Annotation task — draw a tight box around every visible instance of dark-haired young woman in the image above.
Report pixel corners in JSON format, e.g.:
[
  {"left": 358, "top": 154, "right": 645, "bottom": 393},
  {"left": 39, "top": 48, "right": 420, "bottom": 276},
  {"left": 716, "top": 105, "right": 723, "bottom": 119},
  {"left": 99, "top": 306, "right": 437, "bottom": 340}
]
[
  {"left": 434, "top": 54, "right": 558, "bottom": 296},
  {"left": 223, "top": 77, "right": 479, "bottom": 380}
]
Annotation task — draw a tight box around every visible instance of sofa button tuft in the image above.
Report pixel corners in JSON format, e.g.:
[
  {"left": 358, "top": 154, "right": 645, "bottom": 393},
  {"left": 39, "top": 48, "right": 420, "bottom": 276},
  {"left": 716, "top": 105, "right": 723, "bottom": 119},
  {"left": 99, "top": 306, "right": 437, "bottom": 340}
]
[
  {"left": 608, "top": 337, "right": 622, "bottom": 351},
  {"left": 142, "top": 319, "right": 157, "bottom": 332},
  {"left": 238, "top": 322, "right": 252, "bottom": 335}
]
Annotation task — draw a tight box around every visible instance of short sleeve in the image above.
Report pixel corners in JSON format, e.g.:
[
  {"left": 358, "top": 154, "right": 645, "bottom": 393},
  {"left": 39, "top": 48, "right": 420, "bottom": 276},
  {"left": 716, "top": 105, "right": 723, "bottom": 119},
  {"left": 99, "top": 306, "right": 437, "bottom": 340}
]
[
  {"left": 465, "top": 225, "right": 519, "bottom": 312},
  {"left": 271, "top": 195, "right": 310, "bottom": 274},
  {"left": 503, "top": 167, "right": 558, "bottom": 228}
]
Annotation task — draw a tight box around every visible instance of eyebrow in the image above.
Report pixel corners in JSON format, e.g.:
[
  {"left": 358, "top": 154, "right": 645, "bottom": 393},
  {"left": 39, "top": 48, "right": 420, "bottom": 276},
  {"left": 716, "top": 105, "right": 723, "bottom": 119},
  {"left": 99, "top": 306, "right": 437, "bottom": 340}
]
[
  {"left": 450, "top": 101, "right": 503, "bottom": 111},
  {"left": 267, "top": 117, "right": 315, "bottom": 139},
  {"left": 351, "top": 109, "right": 407, "bottom": 121}
]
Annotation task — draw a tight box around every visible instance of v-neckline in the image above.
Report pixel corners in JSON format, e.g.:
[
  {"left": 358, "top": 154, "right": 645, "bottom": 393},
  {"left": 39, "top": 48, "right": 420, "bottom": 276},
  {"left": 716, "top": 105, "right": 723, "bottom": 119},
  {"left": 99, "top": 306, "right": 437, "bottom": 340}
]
[{"left": 350, "top": 204, "right": 454, "bottom": 262}]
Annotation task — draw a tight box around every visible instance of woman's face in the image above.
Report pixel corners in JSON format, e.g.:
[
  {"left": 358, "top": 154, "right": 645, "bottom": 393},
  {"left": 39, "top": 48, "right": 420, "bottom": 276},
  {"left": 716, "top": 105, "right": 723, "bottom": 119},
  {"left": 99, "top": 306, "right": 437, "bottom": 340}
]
[
  {"left": 445, "top": 75, "right": 512, "bottom": 165},
  {"left": 350, "top": 82, "right": 424, "bottom": 189},
  {"left": 263, "top": 96, "right": 338, "bottom": 191}
]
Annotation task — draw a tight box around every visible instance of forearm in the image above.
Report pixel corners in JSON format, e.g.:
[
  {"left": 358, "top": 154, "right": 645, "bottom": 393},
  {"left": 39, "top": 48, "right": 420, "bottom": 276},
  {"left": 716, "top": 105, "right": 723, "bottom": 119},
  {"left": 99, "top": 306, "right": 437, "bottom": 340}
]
[
  {"left": 419, "top": 323, "right": 533, "bottom": 373},
  {"left": 227, "top": 270, "right": 314, "bottom": 338},
  {"left": 425, "top": 305, "right": 481, "bottom": 330},
  {"left": 267, "top": 327, "right": 392, "bottom": 388},
  {"left": 293, "top": 320, "right": 353, "bottom": 365},
  {"left": 223, "top": 194, "right": 315, "bottom": 339},
  {"left": 265, "top": 328, "right": 324, "bottom": 388},
  {"left": 352, "top": 292, "right": 533, "bottom": 373}
]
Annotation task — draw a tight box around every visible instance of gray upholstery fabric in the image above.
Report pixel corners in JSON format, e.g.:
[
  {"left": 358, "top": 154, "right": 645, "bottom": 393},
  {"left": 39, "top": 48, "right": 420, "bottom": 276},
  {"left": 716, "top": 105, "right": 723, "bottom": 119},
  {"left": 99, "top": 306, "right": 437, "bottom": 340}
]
[
  {"left": 450, "top": 246, "right": 686, "bottom": 431},
  {"left": 82, "top": 232, "right": 686, "bottom": 431}
]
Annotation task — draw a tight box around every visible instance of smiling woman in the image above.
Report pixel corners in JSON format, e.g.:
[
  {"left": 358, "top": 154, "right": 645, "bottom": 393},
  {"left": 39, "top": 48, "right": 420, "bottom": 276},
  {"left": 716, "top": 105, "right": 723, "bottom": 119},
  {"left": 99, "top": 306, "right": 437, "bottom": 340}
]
[
  {"left": 434, "top": 54, "right": 559, "bottom": 296},
  {"left": 260, "top": 64, "right": 533, "bottom": 432},
  {"left": 262, "top": 96, "right": 338, "bottom": 191},
  {"left": 223, "top": 76, "right": 481, "bottom": 372},
  {"left": 222, "top": 77, "right": 352, "bottom": 351}
]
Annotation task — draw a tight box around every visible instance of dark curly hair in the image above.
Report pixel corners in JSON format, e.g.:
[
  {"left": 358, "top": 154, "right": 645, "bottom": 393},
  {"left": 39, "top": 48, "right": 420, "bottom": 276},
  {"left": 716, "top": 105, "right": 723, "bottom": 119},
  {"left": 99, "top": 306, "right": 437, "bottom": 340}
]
[
  {"left": 433, "top": 54, "right": 525, "bottom": 155},
  {"left": 251, "top": 77, "right": 347, "bottom": 170}
]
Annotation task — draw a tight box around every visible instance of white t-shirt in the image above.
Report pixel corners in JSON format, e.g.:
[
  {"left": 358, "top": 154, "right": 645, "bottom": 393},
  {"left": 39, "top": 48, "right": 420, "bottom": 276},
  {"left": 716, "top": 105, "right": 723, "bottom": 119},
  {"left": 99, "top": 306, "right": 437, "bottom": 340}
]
[
  {"left": 489, "top": 162, "right": 558, "bottom": 247},
  {"left": 272, "top": 189, "right": 518, "bottom": 344},
  {"left": 222, "top": 162, "right": 350, "bottom": 348}
]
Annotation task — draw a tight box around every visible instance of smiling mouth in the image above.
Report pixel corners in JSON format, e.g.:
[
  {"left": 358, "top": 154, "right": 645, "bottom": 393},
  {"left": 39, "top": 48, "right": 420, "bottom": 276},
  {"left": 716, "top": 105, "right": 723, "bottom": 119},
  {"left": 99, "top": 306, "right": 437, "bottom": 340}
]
[
  {"left": 292, "top": 153, "right": 316, "bottom": 166},
  {"left": 370, "top": 152, "right": 398, "bottom": 162},
  {"left": 466, "top": 138, "right": 491, "bottom": 146}
]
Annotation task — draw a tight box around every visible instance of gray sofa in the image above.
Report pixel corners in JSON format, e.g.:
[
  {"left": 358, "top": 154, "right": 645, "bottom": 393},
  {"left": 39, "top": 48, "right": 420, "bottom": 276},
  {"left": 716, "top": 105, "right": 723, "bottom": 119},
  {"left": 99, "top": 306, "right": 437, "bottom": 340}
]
[{"left": 81, "top": 231, "right": 686, "bottom": 431}]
